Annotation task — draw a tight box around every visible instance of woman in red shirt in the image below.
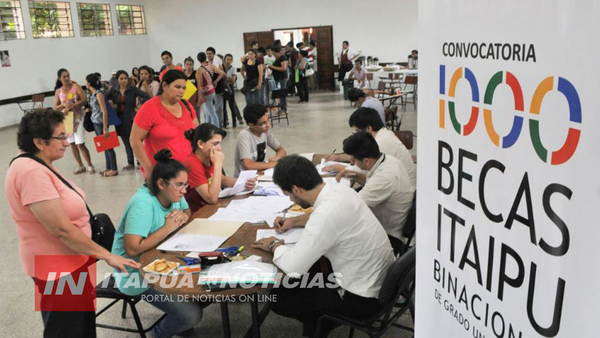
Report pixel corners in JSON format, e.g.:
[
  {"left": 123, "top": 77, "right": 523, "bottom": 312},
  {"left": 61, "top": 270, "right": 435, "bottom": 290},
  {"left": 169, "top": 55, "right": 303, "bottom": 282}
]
[
  {"left": 182, "top": 124, "right": 256, "bottom": 213},
  {"left": 130, "top": 69, "right": 199, "bottom": 179}
]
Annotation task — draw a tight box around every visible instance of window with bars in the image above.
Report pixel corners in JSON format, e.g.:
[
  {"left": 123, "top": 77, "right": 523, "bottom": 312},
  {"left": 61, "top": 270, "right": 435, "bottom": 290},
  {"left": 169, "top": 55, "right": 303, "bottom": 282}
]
[
  {"left": 0, "top": 0, "right": 25, "bottom": 40},
  {"left": 77, "top": 2, "right": 112, "bottom": 37},
  {"left": 115, "top": 4, "right": 144, "bottom": 35},
  {"left": 28, "top": 1, "right": 74, "bottom": 38}
]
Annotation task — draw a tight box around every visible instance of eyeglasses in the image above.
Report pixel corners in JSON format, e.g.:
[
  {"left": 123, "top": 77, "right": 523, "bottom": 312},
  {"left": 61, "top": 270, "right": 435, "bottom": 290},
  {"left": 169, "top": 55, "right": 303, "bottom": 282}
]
[
  {"left": 48, "top": 135, "right": 69, "bottom": 141},
  {"left": 167, "top": 181, "right": 189, "bottom": 190}
]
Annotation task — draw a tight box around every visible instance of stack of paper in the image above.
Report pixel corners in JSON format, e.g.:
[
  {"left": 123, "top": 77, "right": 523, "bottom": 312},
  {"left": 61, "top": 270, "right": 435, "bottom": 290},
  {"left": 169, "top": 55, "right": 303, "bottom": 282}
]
[
  {"left": 198, "top": 260, "right": 278, "bottom": 285},
  {"left": 316, "top": 160, "right": 350, "bottom": 175},
  {"left": 257, "top": 168, "right": 275, "bottom": 181},
  {"left": 253, "top": 181, "right": 285, "bottom": 196},
  {"left": 156, "top": 219, "right": 244, "bottom": 252},
  {"left": 209, "top": 196, "right": 293, "bottom": 224}
]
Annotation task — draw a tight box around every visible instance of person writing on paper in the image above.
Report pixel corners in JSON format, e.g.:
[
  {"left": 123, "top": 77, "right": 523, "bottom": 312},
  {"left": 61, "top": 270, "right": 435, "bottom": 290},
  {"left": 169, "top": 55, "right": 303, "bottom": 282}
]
[
  {"left": 338, "top": 131, "right": 414, "bottom": 252},
  {"left": 6, "top": 109, "right": 140, "bottom": 337},
  {"left": 252, "top": 155, "right": 395, "bottom": 337},
  {"left": 234, "top": 104, "right": 287, "bottom": 177},
  {"left": 131, "top": 69, "right": 199, "bottom": 180},
  {"left": 182, "top": 124, "right": 256, "bottom": 212},
  {"left": 53, "top": 68, "right": 96, "bottom": 175},
  {"left": 324, "top": 107, "right": 416, "bottom": 188},
  {"left": 85, "top": 73, "right": 119, "bottom": 177},
  {"left": 111, "top": 149, "right": 205, "bottom": 337}
]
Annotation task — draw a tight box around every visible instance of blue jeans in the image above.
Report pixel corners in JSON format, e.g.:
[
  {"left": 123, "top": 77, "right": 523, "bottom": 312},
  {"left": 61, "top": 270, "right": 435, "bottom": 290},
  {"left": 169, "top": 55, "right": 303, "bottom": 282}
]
[
  {"left": 245, "top": 86, "right": 261, "bottom": 105},
  {"left": 93, "top": 123, "right": 118, "bottom": 170},
  {"left": 276, "top": 79, "right": 288, "bottom": 111},
  {"left": 144, "top": 288, "right": 204, "bottom": 338},
  {"left": 202, "top": 93, "right": 220, "bottom": 127}
]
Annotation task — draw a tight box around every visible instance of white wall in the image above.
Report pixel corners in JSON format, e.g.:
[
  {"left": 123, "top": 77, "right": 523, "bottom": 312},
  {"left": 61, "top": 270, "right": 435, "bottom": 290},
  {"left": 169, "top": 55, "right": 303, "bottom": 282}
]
[
  {"left": 0, "top": 0, "right": 151, "bottom": 127},
  {"left": 144, "top": 0, "right": 418, "bottom": 69}
]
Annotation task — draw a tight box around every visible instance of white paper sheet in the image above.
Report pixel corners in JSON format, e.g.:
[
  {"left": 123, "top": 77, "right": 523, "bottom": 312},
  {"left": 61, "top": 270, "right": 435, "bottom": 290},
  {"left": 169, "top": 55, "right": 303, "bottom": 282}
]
[
  {"left": 157, "top": 233, "right": 228, "bottom": 252},
  {"left": 219, "top": 170, "right": 257, "bottom": 198},
  {"left": 257, "top": 168, "right": 275, "bottom": 181},
  {"left": 208, "top": 196, "right": 294, "bottom": 224},
  {"left": 316, "top": 160, "right": 350, "bottom": 175},
  {"left": 323, "top": 177, "right": 352, "bottom": 187},
  {"left": 256, "top": 228, "right": 305, "bottom": 244}
]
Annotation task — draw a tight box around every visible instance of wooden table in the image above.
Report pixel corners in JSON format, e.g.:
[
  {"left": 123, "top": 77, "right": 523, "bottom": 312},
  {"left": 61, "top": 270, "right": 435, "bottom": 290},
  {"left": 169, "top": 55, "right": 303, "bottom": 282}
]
[
  {"left": 139, "top": 155, "right": 325, "bottom": 337},
  {"left": 139, "top": 194, "right": 277, "bottom": 338}
]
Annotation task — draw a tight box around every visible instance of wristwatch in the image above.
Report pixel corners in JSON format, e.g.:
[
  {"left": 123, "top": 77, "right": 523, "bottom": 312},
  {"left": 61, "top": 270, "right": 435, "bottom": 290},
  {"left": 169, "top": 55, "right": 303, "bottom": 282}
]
[{"left": 268, "top": 239, "right": 285, "bottom": 252}]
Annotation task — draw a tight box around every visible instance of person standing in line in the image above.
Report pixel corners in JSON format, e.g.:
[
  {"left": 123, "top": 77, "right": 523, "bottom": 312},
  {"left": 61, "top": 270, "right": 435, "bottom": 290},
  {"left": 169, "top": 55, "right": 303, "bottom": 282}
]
[
  {"left": 53, "top": 68, "right": 95, "bottom": 174},
  {"left": 240, "top": 49, "right": 264, "bottom": 106},
  {"left": 106, "top": 70, "right": 150, "bottom": 171},
  {"left": 196, "top": 52, "right": 225, "bottom": 127},
  {"left": 183, "top": 56, "right": 199, "bottom": 108},
  {"left": 221, "top": 54, "right": 244, "bottom": 128},
  {"left": 256, "top": 47, "right": 269, "bottom": 104},
  {"left": 285, "top": 42, "right": 299, "bottom": 96},
  {"left": 206, "top": 47, "right": 222, "bottom": 68},
  {"left": 137, "top": 65, "right": 160, "bottom": 98},
  {"left": 296, "top": 50, "right": 310, "bottom": 103},
  {"left": 266, "top": 46, "right": 288, "bottom": 115},
  {"left": 85, "top": 74, "right": 119, "bottom": 177},
  {"left": 159, "top": 50, "right": 174, "bottom": 73},
  {"left": 130, "top": 67, "right": 140, "bottom": 86},
  {"left": 338, "top": 41, "right": 361, "bottom": 82}
]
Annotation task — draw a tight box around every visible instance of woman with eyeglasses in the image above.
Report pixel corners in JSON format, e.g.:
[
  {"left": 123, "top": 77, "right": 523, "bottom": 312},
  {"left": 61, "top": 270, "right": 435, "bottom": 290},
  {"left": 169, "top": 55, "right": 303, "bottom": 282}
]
[
  {"left": 53, "top": 68, "right": 95, "bottom": 175},
  {"left": 111, "top": 149, "right": 205, "bottom": 338},
  {"left": 5, "top": 109, "right": 140, "bottom": 337},
  {"left": 182, "top": 124, "right": 256, "bottom": 213},
  {"left": 131, "top": 69, "right": 199, "bottom": 180}
]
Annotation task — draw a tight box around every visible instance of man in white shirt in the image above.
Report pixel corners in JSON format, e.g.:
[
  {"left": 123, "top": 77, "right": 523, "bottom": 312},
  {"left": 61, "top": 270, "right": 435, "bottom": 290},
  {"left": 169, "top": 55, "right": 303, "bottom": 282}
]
[
  {"left": 206, "top": 47, "right": 222, "bottom": 67},
  {"left": 348, "top": 88, "right": 386, "bottom": 124},
  {"left": 339, "top": 131, "right": 414, "bottom": 249},
  {"left": 326, "top": 107, "right": 416, "bottom": 188},
  {"left": 337, "top": 40, "right": 361, "bottom": 82},
  {"left": 233, "top": 104, "right": 286, "bottom": 176},
  {"left": 252, "top": 155, "right": 395, "bottom": 337}
]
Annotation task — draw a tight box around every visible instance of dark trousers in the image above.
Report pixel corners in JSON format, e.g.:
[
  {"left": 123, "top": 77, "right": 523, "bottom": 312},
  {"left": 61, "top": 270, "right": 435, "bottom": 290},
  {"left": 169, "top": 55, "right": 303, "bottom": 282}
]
[
  {"left": 338, "top": 63, "right": 353, "bottom": 81},
  {"left": 271, "top": 259, "right": 381, "bottom": 338},
  {"left": 93, "top": 123, "right": 118, "bottom": 171},
  {"left": 288, "top": 68, "right": 296, "bottom": 95},
  {"left": 298, "top": 76, "right": 309, "bottom": 102},
  {"left": 223, "top": 93, "right": 243, "bottom": 126}
]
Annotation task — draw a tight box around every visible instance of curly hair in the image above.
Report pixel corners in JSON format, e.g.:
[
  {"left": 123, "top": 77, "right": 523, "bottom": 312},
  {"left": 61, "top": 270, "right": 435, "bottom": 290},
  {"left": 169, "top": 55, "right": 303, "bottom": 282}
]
[{"left": 17, "top": 108, "right": 65, "bottom": 154}]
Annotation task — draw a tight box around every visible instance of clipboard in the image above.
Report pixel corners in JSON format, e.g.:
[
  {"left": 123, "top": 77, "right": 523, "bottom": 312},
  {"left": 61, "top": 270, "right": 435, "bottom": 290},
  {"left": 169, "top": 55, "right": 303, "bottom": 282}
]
[
  {"left": 64, "top": 111, "right": 74, "bottom": 134},
  {"left": 93, "top": 131, "right": 120, "bottom": 152}
]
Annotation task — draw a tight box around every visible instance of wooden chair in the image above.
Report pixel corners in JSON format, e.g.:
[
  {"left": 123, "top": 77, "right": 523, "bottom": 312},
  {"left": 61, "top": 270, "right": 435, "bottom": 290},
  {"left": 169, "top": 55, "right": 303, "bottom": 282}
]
[
  {"left": 402, "top": 76, "right": 418, "bottom": 111},
  {"left": 365, "top": 73, "right": 374, "bottom": 89},
  {"left": 393, "top": 130, "right": 416, "bottom": 163},
  {"left": 266, "top": 89, "right": 289, "bottom": 126},
  {"left": 374, "top": 81, "right": 391, "bottom": 99},
  {"left": 17, "top": 93, "right": 45, "bottom": 114},
  {"left": 385, "top": 106, "right": 400, "bottom": 131}
]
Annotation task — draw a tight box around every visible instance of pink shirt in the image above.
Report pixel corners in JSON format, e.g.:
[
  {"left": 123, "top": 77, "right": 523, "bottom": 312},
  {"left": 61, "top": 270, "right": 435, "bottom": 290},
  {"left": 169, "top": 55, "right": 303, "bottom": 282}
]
[
  {"left": 134, "top": 96, "right": 197, "bottom": 166},
  {"left": 5, "top": 157, "right": 91, "bottom": 277}
]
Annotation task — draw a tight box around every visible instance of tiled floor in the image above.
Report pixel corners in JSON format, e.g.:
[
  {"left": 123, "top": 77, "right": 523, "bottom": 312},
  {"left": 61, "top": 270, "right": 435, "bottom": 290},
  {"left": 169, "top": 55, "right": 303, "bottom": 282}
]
[{"left": 0, "top": 91, "right": 417, "bottom": 337}]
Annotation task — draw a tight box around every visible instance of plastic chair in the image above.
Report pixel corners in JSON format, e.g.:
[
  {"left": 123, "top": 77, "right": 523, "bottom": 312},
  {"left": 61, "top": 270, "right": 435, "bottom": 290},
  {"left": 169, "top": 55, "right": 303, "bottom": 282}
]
[{"left": 314, "top": 247, "right": 416, "bottom": 338}]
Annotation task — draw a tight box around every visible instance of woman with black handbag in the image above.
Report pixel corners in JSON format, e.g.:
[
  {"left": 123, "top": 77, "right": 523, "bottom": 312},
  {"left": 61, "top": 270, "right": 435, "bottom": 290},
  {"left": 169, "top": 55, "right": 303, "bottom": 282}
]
[{"left": 6, "top": 109, "right": 141, "bottom": 338}]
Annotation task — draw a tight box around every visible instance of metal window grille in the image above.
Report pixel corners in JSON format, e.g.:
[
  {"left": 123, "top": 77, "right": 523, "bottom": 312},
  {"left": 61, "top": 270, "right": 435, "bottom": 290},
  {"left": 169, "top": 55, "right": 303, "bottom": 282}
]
[
  {"left": 115, "top": 4, "right": 144, "bottom": 35},
  {"left": 28, "top": 0, "right": 74, "bottom": 38},
  {"left": 0, "top": 0, "right": 26, "bottom": 40},
  {"left": 77, "top": 2, "right": 112, "bottom": 37}
]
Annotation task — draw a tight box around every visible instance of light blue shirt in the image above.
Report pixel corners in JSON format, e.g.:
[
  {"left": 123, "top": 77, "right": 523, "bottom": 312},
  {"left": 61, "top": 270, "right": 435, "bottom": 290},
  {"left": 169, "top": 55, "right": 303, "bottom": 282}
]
[{"left": 111, "top": 186, "right": 189, "bottom": 295}]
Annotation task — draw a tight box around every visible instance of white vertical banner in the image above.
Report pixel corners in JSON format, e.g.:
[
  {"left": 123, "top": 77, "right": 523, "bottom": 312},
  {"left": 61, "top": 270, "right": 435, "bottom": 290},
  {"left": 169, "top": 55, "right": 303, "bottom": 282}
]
[{"left": 416, "top": 1, "right": 600, "bottom": 337}]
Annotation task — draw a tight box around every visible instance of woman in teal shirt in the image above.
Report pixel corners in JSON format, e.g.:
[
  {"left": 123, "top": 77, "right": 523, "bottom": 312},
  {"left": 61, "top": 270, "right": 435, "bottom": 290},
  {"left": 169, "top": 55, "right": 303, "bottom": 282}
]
[{"left": 112, "top": 149, "right": 204, "bottom": 338}]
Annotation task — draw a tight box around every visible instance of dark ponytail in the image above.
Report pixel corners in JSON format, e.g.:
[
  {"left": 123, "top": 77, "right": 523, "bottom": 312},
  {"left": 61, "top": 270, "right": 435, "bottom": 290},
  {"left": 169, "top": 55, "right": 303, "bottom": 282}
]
[
  {"left": 85, "top": 73, "right": 102, "bottom": 90},
  {"left": 184, "top": 123, "right": 227, "bottom": 152},
  {"left": 145, "top": 149, "right": 187, "bottom": 196},
  {"left": 55, "top": 68, "right": 68, "bottom": 90}
]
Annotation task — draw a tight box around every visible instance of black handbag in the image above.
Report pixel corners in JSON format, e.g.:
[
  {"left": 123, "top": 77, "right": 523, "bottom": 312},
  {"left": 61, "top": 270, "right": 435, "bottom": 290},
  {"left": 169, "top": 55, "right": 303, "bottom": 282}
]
[
  {"left": 9, "top": 153, "right": 115, "bottom": 252},
  {"left": 83, "top": 109, "right": 94, "bottom": 132}
]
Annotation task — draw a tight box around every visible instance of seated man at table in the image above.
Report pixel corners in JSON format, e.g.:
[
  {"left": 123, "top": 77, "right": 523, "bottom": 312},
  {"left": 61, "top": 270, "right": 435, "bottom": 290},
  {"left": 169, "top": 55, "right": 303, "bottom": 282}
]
[
  {"left": 338, "top": 131, "right": 414, "bottom": 251},
  {"left": 348, "top": 60, "right": 367, "bottom": 88},
  {"left": 326, "top": 107, "right": 416, "bottom": 188},
  {"left": 233, "top": 104, "right": 287, "bottom": 177},
  {"left": 182, "top": 124, "right": 256, "bottom": 213},
  {"left": 348, "top": 87, "right": 385, "bottom": 123},
  {"left": 252, "top": 155, "right": 395, "bottom": 337}
]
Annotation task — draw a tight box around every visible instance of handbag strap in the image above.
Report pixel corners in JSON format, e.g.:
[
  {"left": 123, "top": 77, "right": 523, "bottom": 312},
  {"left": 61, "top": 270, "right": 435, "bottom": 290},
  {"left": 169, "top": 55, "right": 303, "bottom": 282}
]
[
  {"left": 180, "top": 99, "right": 193, "bottom": 120},
  {"left": 9, "top": 153, "right": 95, "bottom": 219}
]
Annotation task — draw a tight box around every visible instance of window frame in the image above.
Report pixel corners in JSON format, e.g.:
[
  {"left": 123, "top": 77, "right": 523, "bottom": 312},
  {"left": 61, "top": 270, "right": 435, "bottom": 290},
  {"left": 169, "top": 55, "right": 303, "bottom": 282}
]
[
  {"left": 115, "top": 4, "right": 145, "bottom": 36},
  {"left": 76, "top": 2, "right": 113, "bottom": 37},
  {"left": 28, "top": 0, "right": 74, "bottom": 39},
  {"left": 0, "top": 0, "right": 26, "bottom": 40}
]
